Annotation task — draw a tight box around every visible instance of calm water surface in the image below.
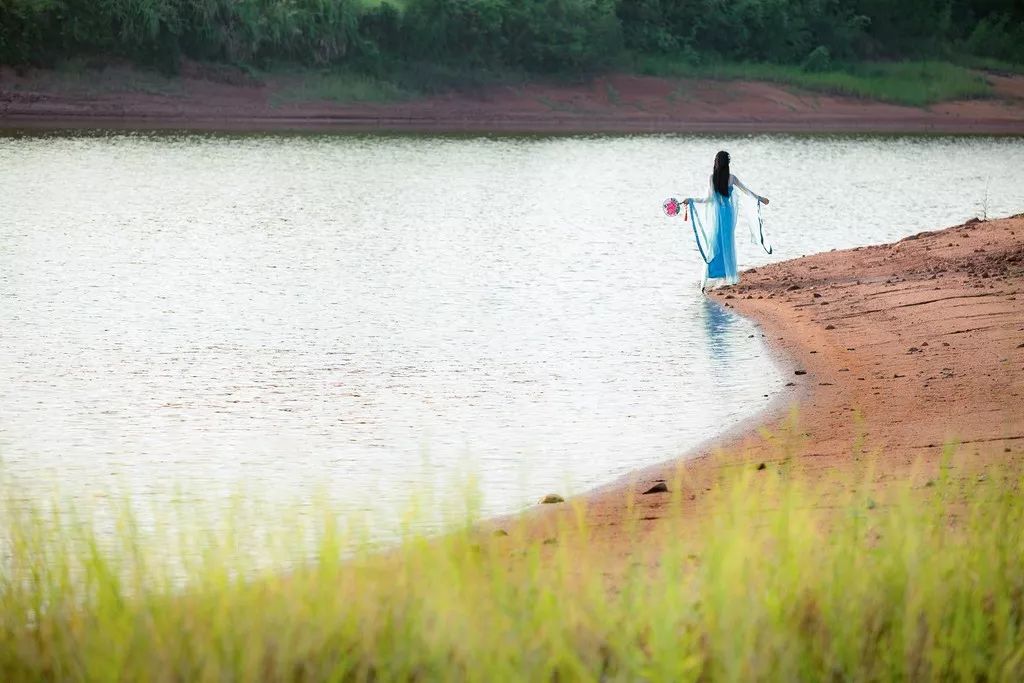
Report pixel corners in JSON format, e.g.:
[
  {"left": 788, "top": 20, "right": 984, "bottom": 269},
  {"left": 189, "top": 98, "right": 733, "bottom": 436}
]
[{"left": 1, "top": 132, "right": 1022, "bottom": 527}]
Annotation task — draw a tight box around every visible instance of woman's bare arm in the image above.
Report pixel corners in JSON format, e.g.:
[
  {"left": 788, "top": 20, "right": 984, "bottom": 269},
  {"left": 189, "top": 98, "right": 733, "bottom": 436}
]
[{"left": 731, "top": 174, "right": 769, "bottom": 204}]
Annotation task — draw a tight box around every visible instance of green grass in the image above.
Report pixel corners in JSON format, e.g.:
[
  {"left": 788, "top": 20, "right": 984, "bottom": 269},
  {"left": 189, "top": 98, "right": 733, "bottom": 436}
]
[
  {"left": 269, "top": 62, "right": 534, "bottom": 103},
  {"left": 7, "top": 59, "right": 184, "bottom": 97},
  {"left": 953, "top": 54, "right": 1024, "bottom": 76},
  {"left": 2, "top": 438, "right": 1022, "bottom": 681},
  {"left": 604, "top": 81, "right": 621, "bottom": 105},
  {"left": 269, "top": 69, "right": 412, "bottom": 105},
  {"left": 266, "top": 58, "right": 996, "bottom": 108},
  {"left": 636, "top": 56, "right": 994, "bottom": 107},
  {"left": 7, "top": 55, "right": 1004, "bottom": 110}
]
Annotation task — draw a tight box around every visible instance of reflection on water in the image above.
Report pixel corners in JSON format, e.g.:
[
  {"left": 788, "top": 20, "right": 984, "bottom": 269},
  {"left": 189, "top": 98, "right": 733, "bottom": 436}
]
[
  {"left": 702, "top": 298, "right": 737, "bottom": 359},
  {"left": 700, "top": 299, "right": 751, "bottom": 429},
  {"left": 1, "top": 132, "right": 1022, "bottom": 528}
]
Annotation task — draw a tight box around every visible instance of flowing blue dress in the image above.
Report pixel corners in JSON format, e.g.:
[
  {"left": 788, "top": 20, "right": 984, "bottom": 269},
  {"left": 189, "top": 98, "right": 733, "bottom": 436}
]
[
  {"left": 685, "top": 175, "right": 771, "bottom": 289},
  {"left": 704, "top": 188, "right": 737, "bottom": 282}
]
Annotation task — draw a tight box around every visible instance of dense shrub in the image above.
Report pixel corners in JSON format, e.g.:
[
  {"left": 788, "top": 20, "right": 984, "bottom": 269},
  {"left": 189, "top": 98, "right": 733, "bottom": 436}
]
[
  {"left": 965, "top": 13, "right": 1024, "bottom": 64},
  {"left": 0, "top": 0, "right": 1021, "bottom": 75},
  {"left": 0, "top": 0, "right": 365, "bottom": 70},
  {"left": 851, "top": 0, "right": 953, "bottom": 57},
  {"left": 400, "top": 0, "right": 621, "bottom": 72}
]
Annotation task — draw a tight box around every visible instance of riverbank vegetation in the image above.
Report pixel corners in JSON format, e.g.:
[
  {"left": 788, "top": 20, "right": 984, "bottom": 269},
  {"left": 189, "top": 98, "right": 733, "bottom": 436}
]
[
  {"left": 1, "top": 0, "right": 1023, "bottom": 105},
  {"left": 636, "top": 57, "right": 994, "bottom": 106},
  {"left": 2, "top": 445, "right": 1022, "bottom": 680}
]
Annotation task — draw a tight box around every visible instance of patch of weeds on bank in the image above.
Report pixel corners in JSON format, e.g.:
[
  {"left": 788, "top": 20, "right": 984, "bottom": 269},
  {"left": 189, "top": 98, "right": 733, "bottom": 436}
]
[
  {"left": 7, "top": 59, "right": 184, "bottom": 97},
  {"left": 269, "top": 69, "right": 411, "bottom": 105},
  {"left": 954, "top": 54, "right": 1024, "bottom": 76},
  {"left": 635, "top": 55, "right": 993, "bottom": 106},
  {"left": 604, "top": 80, "right": 621, "bottom": 105}
]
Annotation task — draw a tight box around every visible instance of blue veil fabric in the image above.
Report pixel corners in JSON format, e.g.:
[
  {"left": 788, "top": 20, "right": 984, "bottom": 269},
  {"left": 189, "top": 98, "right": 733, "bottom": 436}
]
[{"left": 686, "top": 183, "right": 771, "bottom": 289}]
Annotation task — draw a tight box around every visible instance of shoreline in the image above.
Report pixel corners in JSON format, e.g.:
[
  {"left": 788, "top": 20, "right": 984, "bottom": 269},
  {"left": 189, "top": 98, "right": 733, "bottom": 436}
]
[
  {"left": 580, "top": 321, "right": 801, "bottom": 500},
  {"left": 4, "top": 72, "right": 1024, "bottom": 135},
  {"left": 508, "top": 214, "right": 1024, "bottom": 561},
  {"left": 5, "top": 116, "right": 1024, "bottom": 136}
]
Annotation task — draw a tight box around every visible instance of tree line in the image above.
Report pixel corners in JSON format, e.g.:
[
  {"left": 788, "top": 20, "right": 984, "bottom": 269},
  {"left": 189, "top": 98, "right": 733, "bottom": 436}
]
[{"left": 1, "top": 0, "right": 1021, "bottom": 75}]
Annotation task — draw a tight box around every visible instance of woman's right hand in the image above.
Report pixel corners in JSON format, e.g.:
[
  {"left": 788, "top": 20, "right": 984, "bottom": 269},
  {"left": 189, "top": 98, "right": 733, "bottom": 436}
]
[{"left": 759, "top": 196, "right": 770, "bottom": 205}]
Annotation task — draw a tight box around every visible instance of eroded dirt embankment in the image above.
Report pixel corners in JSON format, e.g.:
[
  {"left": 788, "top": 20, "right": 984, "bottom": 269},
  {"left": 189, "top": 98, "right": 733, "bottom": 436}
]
[{"left": 3, "top": 67, "right": 1024, "bottom": 134}]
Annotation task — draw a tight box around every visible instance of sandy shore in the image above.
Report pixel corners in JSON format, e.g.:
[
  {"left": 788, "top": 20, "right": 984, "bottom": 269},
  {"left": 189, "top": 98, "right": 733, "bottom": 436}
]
[
  {"left": 508, "top": 214, "right": 1024, "bottom": 564},
  {"left": 3, "top": 70, "right": 1024, "bottom": 134}
]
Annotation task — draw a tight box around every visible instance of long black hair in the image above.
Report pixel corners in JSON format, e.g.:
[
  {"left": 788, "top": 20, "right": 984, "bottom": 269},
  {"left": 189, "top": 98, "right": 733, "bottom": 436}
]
[{"left": 712, "top": 150, "right": 730, "bottom": 197}]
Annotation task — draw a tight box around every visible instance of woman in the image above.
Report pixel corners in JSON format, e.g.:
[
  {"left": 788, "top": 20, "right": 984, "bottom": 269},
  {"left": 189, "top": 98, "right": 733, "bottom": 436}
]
[{"left": 684, "top": 151, "right": 771, "bottom": 290}]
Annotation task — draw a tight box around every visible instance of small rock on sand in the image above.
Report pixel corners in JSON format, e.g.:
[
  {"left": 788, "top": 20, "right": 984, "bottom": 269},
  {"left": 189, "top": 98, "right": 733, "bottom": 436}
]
[
  {"left": 539, "top": 493, "right": 565, "bottom": 504},
  {"left": 642, "top": 481, "right": 669, "bottom": 494},
  {"left": 795, "top": 370, "right": 807, "bottom": 375}
]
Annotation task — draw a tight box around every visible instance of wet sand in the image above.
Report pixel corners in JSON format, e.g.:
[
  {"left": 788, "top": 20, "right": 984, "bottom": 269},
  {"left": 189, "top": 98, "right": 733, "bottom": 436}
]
[
  {"left": 3, "top": 70, "right": 1024, "bottom": 134},
  {"left": 508, "top": 215, "right": 1024, "bottom": 562}
]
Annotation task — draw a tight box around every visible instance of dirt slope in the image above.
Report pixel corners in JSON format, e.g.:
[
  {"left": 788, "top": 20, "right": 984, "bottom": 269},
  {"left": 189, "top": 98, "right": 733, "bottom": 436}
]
[{"left": 3, "top": 68, "right": 1024, "bottom": 133}]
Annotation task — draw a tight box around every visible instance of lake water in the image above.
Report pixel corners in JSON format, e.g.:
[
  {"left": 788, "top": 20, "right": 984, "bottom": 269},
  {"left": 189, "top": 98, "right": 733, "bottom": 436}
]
[{"left": 2, "top": 132, "right": 1023, "bottom": 527}]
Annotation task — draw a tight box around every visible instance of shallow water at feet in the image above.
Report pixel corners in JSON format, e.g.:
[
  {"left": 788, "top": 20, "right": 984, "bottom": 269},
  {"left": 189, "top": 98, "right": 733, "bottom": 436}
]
[{"left": 1, "top": 132, "right": 1022, "bottom": 528}]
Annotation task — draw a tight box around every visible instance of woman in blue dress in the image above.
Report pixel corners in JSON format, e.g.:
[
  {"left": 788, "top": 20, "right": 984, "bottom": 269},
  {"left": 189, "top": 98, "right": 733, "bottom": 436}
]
[{"left": 684, "top": 151, "right": 771, "bottom": 290}]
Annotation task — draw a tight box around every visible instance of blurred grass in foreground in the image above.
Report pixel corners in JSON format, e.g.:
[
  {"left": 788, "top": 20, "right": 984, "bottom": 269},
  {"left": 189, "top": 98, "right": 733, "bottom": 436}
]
[
  {"left": 637, "top": 57, "right": 994, "bottom": 107},
  {"left": 1, "top": 445, "right": 1022, "bottom": 681}
]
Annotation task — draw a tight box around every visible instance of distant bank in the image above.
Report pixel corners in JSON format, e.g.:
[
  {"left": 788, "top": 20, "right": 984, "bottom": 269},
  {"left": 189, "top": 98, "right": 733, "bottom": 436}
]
[{"left": 3, "top": 66, "right": 1024, "bottom": 135}]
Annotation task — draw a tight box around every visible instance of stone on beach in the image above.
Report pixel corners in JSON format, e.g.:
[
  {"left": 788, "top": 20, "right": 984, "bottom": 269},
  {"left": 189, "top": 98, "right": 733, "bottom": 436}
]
[{"left": 539, "top": 493, "right": 565, "bottom": 504}]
